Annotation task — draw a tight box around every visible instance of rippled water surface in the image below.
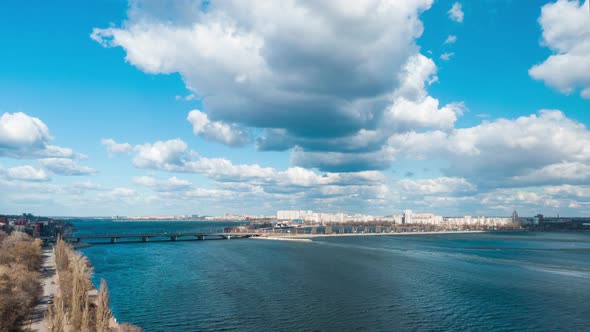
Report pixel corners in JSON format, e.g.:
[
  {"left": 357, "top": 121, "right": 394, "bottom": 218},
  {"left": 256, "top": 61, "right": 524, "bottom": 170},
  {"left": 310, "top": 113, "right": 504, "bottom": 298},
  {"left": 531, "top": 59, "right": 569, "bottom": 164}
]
[{"left": 74, "top": 220, "right": 590, "bottom": 331}]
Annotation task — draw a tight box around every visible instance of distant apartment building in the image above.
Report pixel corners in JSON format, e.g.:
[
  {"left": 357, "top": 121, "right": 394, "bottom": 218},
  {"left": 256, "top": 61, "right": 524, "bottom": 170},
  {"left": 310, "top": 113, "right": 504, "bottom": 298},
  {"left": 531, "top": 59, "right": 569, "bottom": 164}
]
[
  {"left": 277, "top": 210, "right": 379, "bottom": 223},
  {"left": 347, "top": 214, "right": 377, "bottom": 223},
  {"left": 442, "top": 216, "right": 512, "bottom": 226},
  {"left": 276, "top": 210, "right": 313, "bottom": 221},
  {"left": 402, "top": 210, "right": 413, "bottom": 224},
  {"left": 412, "top": 213, "right": 443, "bottom": 225},
  {"left": 391, "top": 215, "right": 403, "bottom": 224},
  {"left": 310, "top": 212, "right": 346, "bottom": 223}
]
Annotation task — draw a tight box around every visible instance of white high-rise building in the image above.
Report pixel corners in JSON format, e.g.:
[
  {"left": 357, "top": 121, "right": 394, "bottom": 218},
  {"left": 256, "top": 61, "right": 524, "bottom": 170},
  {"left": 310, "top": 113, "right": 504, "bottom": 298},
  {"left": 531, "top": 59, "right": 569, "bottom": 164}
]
[
  {"left": 403, "top": 210, "right": 413, "bottom": 224},
  {"left": 276, "top": 210, "right": 313, "bottom": 221}
]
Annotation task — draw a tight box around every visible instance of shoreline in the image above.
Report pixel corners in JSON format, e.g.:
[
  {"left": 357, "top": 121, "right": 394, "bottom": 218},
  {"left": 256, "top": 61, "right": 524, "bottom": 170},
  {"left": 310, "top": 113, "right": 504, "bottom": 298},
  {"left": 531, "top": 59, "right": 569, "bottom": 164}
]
[
  {"left": 251, "top": 237, "right": 314, "bottom": 242},
  {"left": 36, "top": 241, "right": 125, "bottom": 331},
  {"left": 255, "top": 230, "right": 486, "bottom": 241}
]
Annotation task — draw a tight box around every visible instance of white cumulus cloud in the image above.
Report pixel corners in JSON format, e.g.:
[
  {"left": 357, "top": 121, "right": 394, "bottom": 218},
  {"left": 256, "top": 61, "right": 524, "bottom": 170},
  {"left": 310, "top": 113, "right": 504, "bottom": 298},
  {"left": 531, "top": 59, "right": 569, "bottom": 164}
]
[
  {"left": 187, "top": 110, "right": 250, "bottom": 146},
  {"left": 391, "top": 110, "right": 590, "bottom": 188},
  {"left": 39, "top": 158, "right": 97, "bottom": 176},
  {"left": 132, "top": 139, "right": 194, "bottom": 171},
  {"left": 101, "top": 138, "right": 133, "bottom": 156},
  {"left": 5, "top": 165, "right": 50, "bottom": 182},
  {"left": 396, "top": 177, "right": 475, "bottom": 195},
  {"left": 133, "top": 175, "right": 192, "bottom": 191},
  {"left": 0, "top": 112, "right": 77, "bottom": 159},
  {"left": 110, "top": 137, "right": 389, "bottom": 205},
  {"left": 266, "top": 54, "right": 465, "bottom": 171},
  {"left": 448, "top": 2, "right": 464, "bottom": 23},
  {"left": 529, "top": 0, "right": 590, "bottom": 99},
  {"left": 90, "top": 0, "right": 451, "bottom": 171}
]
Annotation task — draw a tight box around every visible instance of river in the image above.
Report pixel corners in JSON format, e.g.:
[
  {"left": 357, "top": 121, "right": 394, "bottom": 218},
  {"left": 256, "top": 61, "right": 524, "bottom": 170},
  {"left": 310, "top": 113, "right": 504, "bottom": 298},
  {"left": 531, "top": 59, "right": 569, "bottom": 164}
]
[{"left": 73, "top": 220, "right": 590, "bottom": 331}]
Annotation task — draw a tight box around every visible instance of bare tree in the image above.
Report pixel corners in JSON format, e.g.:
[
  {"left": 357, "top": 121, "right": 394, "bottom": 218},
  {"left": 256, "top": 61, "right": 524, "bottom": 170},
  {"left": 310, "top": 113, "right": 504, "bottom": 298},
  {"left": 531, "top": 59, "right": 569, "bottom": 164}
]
[
  {"left": 81, "top": 300, "right": 94, "bottom": 332},
  {"left": 70, "top": 252, "right": 93, "bottom": 329},
  {"left": 50, "top": 234, "right": 143, "bottom": 332},
  {"left": 0, "top": 232, "right": 43, "bottom": 331},
  {"left": 96, "top": 279, "right": 113, "bottom": 332},
  {"left": 53, "top": 293, "right": 66, "bottom": 332},
  {"left": 0, "top": 232, "right": 43, "bottom": 271}
]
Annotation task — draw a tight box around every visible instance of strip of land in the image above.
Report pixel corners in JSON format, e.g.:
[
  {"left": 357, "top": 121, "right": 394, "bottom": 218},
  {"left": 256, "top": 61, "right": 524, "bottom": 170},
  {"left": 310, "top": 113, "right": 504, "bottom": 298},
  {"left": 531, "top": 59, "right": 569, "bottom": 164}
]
[
  {"left": 254, "top": 230, "right": 485, "bottom": 241},
  {"left": 29, "top": 247, "right": 57, "bottom": 332},
  {"left": 251, "top": 237, "right": 313, "bottom": 242}
]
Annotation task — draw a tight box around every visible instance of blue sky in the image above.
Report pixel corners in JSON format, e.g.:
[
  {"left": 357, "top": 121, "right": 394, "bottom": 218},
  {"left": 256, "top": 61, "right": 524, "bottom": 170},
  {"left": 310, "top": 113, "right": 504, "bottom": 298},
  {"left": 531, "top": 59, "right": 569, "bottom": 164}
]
[{"left": 1, "top": 0, "right": 589, "bottom": 217}]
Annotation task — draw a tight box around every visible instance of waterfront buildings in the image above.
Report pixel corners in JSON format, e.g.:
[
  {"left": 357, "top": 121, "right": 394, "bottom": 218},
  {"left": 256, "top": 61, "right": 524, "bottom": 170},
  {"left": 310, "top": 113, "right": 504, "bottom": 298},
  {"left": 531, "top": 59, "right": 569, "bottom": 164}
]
[
  {"left": 276, "top": 209, "right": 513, "bottom": 227},
  {"left": 0, "top": 214, "right": 60, "bottom": 238},
  {"left": 411, "top": 213, "right": 443, "bottom": 225},
  {"left": 276, "top": 210, "right": 314, "bottom": 221},
  {"left": 442, "top": 216, "right": 512, "bottom": 227},
  {"left": 277, "top": 210, "right": 366, "bottom": 223}
]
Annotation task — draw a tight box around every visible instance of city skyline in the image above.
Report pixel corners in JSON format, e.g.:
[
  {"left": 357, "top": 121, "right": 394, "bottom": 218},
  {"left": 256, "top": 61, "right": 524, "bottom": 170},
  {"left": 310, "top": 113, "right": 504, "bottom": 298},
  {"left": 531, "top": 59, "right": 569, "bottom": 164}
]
[
  {"left": 0, "top": 207, "right": 569, "bottom": 222},
  {"left": 2, "top": 0, "right": 590, "bottom": 217}
]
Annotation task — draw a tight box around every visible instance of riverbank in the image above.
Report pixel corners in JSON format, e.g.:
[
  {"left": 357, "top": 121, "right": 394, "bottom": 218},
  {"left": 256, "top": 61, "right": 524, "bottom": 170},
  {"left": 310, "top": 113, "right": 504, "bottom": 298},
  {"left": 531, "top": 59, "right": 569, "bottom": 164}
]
[{"left": 43, "top": 237, "right": 142, "bottom": 331}]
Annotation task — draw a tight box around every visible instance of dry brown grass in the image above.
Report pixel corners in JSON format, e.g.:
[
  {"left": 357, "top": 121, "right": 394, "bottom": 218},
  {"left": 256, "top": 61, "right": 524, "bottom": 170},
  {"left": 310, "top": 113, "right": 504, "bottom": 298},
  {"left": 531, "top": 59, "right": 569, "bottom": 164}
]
[{"left": 0, "top": 231, "right": 43, "bottom": 331}]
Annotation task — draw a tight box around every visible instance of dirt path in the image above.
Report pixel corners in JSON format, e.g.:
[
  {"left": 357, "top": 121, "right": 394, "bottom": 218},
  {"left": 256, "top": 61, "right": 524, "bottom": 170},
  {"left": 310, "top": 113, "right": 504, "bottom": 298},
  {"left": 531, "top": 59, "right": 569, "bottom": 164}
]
[{"left": 28, "top": 246, "right": 57, "bottom": 332}]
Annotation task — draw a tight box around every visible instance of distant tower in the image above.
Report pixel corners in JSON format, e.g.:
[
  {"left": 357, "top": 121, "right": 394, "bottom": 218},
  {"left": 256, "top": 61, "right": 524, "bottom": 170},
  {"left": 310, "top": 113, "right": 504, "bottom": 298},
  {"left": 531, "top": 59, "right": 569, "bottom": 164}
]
[{"left": 512, "top": 210, "right": 518, "bottom": 223}]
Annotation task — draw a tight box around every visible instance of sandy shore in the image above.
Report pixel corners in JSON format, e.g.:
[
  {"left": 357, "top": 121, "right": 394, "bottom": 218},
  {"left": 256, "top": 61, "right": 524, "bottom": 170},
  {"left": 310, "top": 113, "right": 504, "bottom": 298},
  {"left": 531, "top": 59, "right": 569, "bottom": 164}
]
[
  {"left": 256, "top": 230, "right": 485, "bottom": 241},
  {"left": 251, "top": 237, "right": 314, "bottom": 242},
  {"left": 29, "top": 246, "right": 57, "bottom": 332}
]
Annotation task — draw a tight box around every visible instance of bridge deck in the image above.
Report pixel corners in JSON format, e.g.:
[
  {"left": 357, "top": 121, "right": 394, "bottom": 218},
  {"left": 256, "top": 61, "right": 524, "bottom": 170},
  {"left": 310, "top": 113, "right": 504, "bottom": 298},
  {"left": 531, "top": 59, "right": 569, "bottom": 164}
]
[
  {"left": 74, "top": 232, "right": 257, "bottom": 239},
  {"left": 71, "top": 232, "right": 259, "bottom": 243}
]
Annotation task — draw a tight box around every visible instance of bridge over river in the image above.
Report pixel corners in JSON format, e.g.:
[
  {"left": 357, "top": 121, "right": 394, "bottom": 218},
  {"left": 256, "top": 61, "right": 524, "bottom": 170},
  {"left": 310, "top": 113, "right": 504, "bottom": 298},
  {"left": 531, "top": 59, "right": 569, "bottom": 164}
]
[{"left": 71, "top": 232, "right": 261, "bottom": 244}]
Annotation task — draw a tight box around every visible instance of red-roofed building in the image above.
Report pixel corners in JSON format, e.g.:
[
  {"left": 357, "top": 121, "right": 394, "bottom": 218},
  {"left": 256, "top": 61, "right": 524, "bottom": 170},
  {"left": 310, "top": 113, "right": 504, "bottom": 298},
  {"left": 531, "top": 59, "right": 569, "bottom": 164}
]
[{"left": 14, "top": 219, "right": 28, "bottom": 231}]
